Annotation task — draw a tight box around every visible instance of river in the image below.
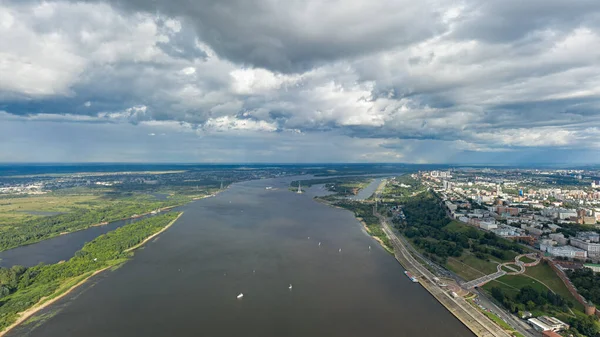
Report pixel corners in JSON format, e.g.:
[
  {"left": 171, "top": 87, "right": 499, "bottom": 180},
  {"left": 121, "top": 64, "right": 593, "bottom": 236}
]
[
  {"left": 7, "top": 176, "right": 474, "bottom": 337},
  {"left": 347, "top": 177, "right": 385, "bottom": 200},
  {"left": 0, "top": 214, "right": 165, "bottom": 268}
]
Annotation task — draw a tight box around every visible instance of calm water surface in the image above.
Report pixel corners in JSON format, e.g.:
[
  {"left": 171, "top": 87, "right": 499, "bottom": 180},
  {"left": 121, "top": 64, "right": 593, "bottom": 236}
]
[
  {"left": 347, "top": 177, "right": 384, "bottom": 200},
  {"left": 8, "top": 177, "right": 474, "bottom": 337},
  {"left": 0, "top": 215, "right": 159, "bottom": 268}
]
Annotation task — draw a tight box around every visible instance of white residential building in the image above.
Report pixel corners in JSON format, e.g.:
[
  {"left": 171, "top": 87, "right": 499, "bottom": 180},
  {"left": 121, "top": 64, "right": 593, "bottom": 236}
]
[
  {"left": 570, "top": 238, "right": 600, "bottom": 258},
  {"left": 547, "top": 245, "right": 587, "bottom": 259},
  {"left": 480, "top": 221, "right": 498, "bottom": 230}
]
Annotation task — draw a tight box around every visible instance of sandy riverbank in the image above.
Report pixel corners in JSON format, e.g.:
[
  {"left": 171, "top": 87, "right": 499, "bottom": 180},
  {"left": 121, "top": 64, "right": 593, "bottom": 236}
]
[
  {"left": 0, "top": 212, "right": 185, "bottom": 337},
  {"left": 0, "top": 266, "right": 111, "bottom": 337},
  {"left": 357, "top": 218, "right": 394, "bottom": 254},
  {"left": 124, "top": 212, "right": 183, "bottom": 253}
]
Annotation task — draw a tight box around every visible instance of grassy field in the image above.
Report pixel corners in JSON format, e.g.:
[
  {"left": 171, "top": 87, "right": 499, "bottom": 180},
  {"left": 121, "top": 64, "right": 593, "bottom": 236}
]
[
  {"left": 519, "top": 256, "right": 536, "bottom": 264},
  {"left": 444, "top": 220, "right": 475, "bottom": 234},
  {"left": 483, "top": 274, "right": 549, "bottom": 297},
  {"left": 446, "top": 253, "right": 499, "bottom": 281},
  {"left": 0, "top": 194, "right": 102, "bottom": 227},
  {"left": 524, "top": 262, "right": 582, "bottom": 310},
  {"left": 483, "top": 271, "right": 584, "bottom": 312}
]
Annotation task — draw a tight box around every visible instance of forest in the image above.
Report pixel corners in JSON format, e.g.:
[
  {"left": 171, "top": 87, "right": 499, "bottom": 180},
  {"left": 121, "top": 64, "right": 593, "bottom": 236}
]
[
  {"left": 568, "top": 268, "right": 600, "bottom": 306},
  {"left": 0, "top": 196, "right": 189, "bottom": 252},
  {"left": 395, "top": 192, "right": 523, "bottom": 264},
  {"left": 490, "top": 285, "right": 598, "bottom": 336},
  {"left": 0, "top": 212, "right": 180, "bottom": 330},
  {"left": 491, "top": 285, "right": 572, "bottom": 313}
]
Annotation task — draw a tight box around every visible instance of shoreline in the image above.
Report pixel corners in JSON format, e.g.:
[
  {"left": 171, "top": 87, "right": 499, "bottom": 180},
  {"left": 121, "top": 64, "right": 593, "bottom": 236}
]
[
  {"left": 314, "top": 197, "right": 393, "bottom": 254},
  {"left": 0, "top": 266, "right": 111, "bottom": 337},
  {"left": 0, "top": 193, "right": 206, "bottom": 253},
  {"left": 357, "top": 218, "right": 394, "bottom": 254},
  {"left": 125, "top": 212, "right": 183, "bottom": 253},
  {"left": 0, "top": 212, "right": 186, "bottom": 337},
  {"left": 313, "top": 191, "right": 507, "bottom": 337}
]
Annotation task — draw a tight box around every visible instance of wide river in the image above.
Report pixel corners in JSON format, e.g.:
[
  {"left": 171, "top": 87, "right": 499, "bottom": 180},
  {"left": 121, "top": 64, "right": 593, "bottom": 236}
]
[{"left": 8, "top": 177, "right": 474, "bottom": 337}]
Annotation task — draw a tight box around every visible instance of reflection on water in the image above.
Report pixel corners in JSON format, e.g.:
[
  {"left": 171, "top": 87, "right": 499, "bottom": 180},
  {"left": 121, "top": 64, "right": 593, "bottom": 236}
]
[{"left": 8, "top": 177, "right": 474, "bottom": 337}]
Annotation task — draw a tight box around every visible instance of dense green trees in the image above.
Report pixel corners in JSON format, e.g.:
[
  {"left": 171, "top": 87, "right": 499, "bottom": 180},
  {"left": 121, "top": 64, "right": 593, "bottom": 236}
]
[
  {"left": 568, "top": 268, "right": 600, "bottom": 305},
  {"left": 568, "top": 314, "right": 599, "bottom": 336},
  {"left": 490, "top": 285, "right": 572, "bottom": 314},
  {"left": 0, "top": 212, "right": 180, "bottom": 330},
  {"left": 0, "top": 197, "right": 188, "bottom": 252},
  {"left": 397, "top": 192, "right": 522, "bottom": 264}
]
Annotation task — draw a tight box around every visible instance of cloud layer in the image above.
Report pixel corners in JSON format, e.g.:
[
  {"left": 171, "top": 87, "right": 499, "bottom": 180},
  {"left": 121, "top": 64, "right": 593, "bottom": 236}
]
[{"left": 1, "top": 0, "right": 600, "bottom": 163}]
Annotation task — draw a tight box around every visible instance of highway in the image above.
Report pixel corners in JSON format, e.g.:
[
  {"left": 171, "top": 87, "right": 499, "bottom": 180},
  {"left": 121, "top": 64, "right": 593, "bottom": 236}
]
[{"left": 375, "top": 211, "right": 512, "bottom": 337}]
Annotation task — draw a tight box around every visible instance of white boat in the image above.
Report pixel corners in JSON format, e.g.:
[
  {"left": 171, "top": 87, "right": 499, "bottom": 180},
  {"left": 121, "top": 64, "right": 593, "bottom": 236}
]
[
  {"left": 289, "top": 284, "right": 293, "bottom": 290},
  {"left": 339, "top": 248, "right": 342, "bottom": 253},
  {"left": 318, "top": 242, "right": 321, "bottom": 246},
  {"left": 237, "top": 293, "right": 244, "bottom": 299}
]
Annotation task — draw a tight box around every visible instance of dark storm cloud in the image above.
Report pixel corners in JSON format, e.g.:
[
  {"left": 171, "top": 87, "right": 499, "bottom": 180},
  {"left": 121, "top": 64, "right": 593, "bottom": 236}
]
[
  {"left": 65, "top": 0, "right": 443, "bottom": 73},
  {"left": 1, "top": 0, "right": 600, "bottom": 163}
]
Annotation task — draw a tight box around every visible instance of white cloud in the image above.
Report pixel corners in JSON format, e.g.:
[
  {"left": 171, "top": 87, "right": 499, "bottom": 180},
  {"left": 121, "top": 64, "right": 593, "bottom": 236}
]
[
  {"left": 0, "top": 0, "right": 600, "bottom": 163},
  {"left": 202, "top": 116, "right": 278, "bottom": 132}
]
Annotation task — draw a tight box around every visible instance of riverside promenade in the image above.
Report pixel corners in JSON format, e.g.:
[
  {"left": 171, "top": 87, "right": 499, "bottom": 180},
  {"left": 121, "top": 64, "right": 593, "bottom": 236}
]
[{"left": 375, "top": 211, "right": 512, "bottom": 337}]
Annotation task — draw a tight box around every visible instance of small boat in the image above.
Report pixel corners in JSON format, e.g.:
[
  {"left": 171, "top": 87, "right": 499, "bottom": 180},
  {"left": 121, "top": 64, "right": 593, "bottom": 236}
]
[
  {"left": 237, "top": 293, "right": 244, "bottom": 299},
  {"left": 404, "top": 271, "right": 419, "bottom": 283},
  {"left": 289, "top": 284, "right": 293, "bottom": 290},
  {"left": 308, "top": 237, "right": 310, "bottom": 240},
  {"left": 318, "top": 242, "right": 321, "bottom": 246},
  {"left": 369, "top": 245, "right": 371, "bottom": 250},
  {"left": 339, "top": 248, "right": 342, "bottom": 253}
]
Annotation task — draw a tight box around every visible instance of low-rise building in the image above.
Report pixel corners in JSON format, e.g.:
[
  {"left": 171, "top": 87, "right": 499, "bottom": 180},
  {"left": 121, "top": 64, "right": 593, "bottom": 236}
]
[
  {"left": 558, "top": 210, "right": 577, "bottom": 220},
  {"left": 576, "top": 231, "right": 600, "bottom": 242},
  {"left": 542, "top": 330, "right": 562, "bottom": 337},
  {"left": 480, "top": 221, "right": 498, "bottom": 230},
  {"left": 547, "top": 245, "right": 587, "bottom": 259},
  {"left": 570, "top": 238, "right": 600, "bottom": 258},
  {"left": 497, "top": 206, "right": 520, "bottom": 216},
  {"left": 527, "top": 316, "right": 569, "bottom": 332},
  {"left": 539, "top": 239, "right": 556, "bottom": 253},
  {"left": 521, "top": 224, "right": 543, "bottom": 236},
  {"left": 584, "top": 263, "right": 600, "bottom": 273},
  {"left": 549, "top": 233, "right": 568, "bottom": 245}
]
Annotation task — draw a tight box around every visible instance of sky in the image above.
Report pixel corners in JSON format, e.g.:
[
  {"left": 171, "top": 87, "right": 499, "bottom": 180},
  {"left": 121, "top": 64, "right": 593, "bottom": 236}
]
[{"left": 1, "top": 0, "right": 600, "bottom": 164}]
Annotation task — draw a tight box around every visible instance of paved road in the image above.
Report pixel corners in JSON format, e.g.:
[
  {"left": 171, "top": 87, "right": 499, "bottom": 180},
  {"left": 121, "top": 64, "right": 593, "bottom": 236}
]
[
  {"left": 473, "top": 290, "right": 539, "bottom": 337},
  {"left": 375, "top": 212, "right": 512, "bottom": 337},
  {"left": 376, "top": 181, "right": 536, "bottom": 337}
]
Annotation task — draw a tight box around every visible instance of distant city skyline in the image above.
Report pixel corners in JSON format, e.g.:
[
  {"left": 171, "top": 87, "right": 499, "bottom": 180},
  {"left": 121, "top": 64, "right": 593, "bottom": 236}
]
[{"left": 1, "top": 1, "right": 599, "bottom": 163}]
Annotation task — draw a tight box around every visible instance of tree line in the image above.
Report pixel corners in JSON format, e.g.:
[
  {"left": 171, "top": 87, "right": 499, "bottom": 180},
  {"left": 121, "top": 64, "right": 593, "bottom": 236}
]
[
  {"left": 0, "top": 212, "right": 180, "bottom": 330},
  {"left": 394, "top": 192, "right": 523, "bottom": 264},
  {"left": 0, "top": 197, "right": 188, "bottom": 252}
]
